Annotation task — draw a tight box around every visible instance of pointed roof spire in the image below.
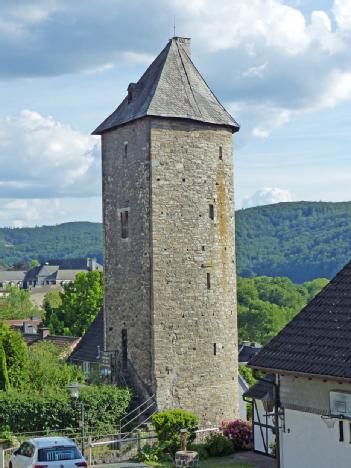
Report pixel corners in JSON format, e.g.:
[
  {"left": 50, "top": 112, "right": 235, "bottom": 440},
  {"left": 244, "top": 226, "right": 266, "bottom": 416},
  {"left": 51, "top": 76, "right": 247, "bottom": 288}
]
[{"left": 92, "top": 37, "right": 239, "bottom": 135}]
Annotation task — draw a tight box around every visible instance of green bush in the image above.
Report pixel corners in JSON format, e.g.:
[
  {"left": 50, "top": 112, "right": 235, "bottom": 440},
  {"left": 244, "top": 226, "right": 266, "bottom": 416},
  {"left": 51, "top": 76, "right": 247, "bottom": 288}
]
[
  {"left": 188, "top": 443, "right": 208, "bottom": 460},
  {"left": 152, "top": 409, "right": 198, "bottom": 456},
  {"left": 205, "top": 433, "right": 234, "bottom": 457},
  {"left": 0, "top": 386, "right": 131, "bottom": 433},
  {"left": 135, "top": 442, "right": 170, "bottom": 464}
]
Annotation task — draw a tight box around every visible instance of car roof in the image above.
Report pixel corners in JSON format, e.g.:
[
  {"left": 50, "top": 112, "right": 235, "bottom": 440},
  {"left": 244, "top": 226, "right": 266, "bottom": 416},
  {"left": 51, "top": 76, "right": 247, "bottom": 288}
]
[{"left": 27, "top": 437, "right": 76, "bottom": 448}]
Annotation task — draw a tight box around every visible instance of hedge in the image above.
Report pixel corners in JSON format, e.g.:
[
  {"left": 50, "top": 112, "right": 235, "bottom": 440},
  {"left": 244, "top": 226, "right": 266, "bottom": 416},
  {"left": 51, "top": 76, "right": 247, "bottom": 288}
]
[{"left": 0, "top": 385, "right": 131, "bottom": 433}]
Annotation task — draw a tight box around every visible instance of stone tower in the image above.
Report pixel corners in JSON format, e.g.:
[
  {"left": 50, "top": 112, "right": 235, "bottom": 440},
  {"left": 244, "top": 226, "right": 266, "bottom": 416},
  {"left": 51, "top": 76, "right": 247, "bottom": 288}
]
[{"left": 93, "top": 37, "right": 240, "bottom": 425}]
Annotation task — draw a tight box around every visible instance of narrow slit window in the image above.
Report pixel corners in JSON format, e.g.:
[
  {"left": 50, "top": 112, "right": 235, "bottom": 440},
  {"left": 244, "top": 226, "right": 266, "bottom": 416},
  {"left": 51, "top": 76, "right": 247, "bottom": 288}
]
[
  {"left": 213, "top": 343, "right": 217, "bottom": 355},
  {"left": 349, "top": 423, "right": 351, "bottom": 443},
  {"left": 339, "top": 421, "right": 344, "bottom": 442},
  {"left": 121, "top": 210, "right": 129, "bottom": 239},
  {"left": 207, "top": 273, "right": 211, "bottom": 290},
  {"left": 124, "top": 143, "right": 128, "bottom": 158},
  {"left": 209, "top": 204, "right": 214, "bottom": 220},
  {"left": 219, "top": 146, "right": 223, "bottom": 160}
]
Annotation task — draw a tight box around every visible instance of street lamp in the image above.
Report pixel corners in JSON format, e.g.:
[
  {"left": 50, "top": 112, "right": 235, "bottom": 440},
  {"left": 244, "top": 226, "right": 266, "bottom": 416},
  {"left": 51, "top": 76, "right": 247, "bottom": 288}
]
[{"left": 66, "top": 382, "right": 86, "bottom": 456}]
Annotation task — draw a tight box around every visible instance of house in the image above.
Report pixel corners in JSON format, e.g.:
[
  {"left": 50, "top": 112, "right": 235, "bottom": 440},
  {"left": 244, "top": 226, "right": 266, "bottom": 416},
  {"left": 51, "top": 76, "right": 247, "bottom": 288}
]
[
  {"left": 6, "top": 317, "right": 42, "bottom": 334},
  {"left": 7, "top": 324, "right": 81, "bottom": 357},
  {"left": 243, "top": 374, "right": 275, "bottom": 457},
  {"left": 238, "top": 341, "right": 262, "bottom": 421},
  {"left": 68, "top": 310, "right": 109, "bottom": 379},
  {"left": 0, "top": 270, "right": 26, "bottom": 296},
  {"left": 248, "top": 260, "right": 351, "bottom": 468}
]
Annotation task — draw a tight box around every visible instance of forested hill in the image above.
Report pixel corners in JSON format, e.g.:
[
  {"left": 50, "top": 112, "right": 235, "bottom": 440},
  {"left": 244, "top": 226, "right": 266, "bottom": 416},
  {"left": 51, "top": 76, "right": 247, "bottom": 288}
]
[
  {"left": 0, "top": 222, "right": 103, "bottom": 267},
  {"left": 236, "top": 201, "right": 351, "bottom": 282},
  {"left": 1, "top": 201, "right": 351, "bottom": 282}
]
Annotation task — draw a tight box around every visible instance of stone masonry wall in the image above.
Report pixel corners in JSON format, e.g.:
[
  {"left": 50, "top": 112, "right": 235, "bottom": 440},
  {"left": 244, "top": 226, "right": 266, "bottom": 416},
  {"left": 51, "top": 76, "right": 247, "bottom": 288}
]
[
  {"left": 150, "top": 118, "right": 239, "bottom": 425},
  {"left": 102, "top": 119, "right": 153, "bottom": 389}
]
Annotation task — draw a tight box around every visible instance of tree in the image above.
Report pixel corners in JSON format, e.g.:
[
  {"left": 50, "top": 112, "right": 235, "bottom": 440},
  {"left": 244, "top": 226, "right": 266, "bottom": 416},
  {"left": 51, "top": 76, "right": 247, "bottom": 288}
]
[
  {"left": 237, "top": 275, "right": 328, "bottom": 344},
  {"left": 44, "top": 271, "right": 103, "bottom": 336},
  {"left": 0, "top": 340, "right": 10, "bottom": 391},
  {"left": 0, "top": 286, "right": 39, "bottom": 321},
  {"left": 0, "top": 324, "right": 29, "bottom": 390},
  {"left": 28, "top": 341, "right": 84, "bottom": 392}
]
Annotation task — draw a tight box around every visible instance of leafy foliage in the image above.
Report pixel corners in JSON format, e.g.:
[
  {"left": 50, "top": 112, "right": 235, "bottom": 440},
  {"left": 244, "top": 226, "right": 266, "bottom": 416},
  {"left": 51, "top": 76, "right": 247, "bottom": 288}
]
[
  {"left": 0, "top": 287, "right": 39, "bottom": 320},
  {"left": 237, "top": 275, "right": 328, "bottom": 344},
  {"left": 0, "top": 324, "right": 29, "bottom": 390},
  {"left": 221, "top": 420, "right": 252, "bottom": 450},
  {"left": 28, "top": 342, "right": 84, "bottom": 392},
  {"left": 239, "top": 365, "right": 256, "bottom": 387},
  {"left": 0, "top": 342, "right": 9, "bottom": 392},
  {"left": 205, "top": 433, "right": 235, "bottom": 457},
  {"left": 152, "top": 409, "right": 198, "bottom": 456},
  {"left": 43, "top": 270, "right": 103, "bottom": 336}
]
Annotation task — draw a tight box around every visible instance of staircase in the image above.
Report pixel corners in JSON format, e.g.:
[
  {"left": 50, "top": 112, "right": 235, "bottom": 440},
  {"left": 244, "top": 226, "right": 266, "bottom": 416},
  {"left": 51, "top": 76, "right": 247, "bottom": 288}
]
[{"left": 113, "top": 351, "right": 158, "bottom": 435}]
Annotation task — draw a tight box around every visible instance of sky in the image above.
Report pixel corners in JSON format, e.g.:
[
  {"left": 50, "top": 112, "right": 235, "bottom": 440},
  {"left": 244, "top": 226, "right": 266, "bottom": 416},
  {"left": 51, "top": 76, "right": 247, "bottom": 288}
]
[{"left": 0, "top": 0, "right": 351, "bottom": 227}]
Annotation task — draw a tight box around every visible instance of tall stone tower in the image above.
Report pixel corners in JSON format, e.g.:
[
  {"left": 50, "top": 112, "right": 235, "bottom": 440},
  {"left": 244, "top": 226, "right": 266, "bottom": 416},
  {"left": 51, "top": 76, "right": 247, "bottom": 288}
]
[{"left": 93, "top": 37, "right": 240, "bottom": 425}]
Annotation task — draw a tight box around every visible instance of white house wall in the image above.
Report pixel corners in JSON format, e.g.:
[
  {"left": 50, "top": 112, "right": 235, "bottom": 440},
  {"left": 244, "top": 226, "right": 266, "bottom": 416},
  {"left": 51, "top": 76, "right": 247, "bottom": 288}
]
[
  {"left": 280, "top": 375, "right": 351, "bottom": 414},
  {"left": 253, "top": 400, "right": 275, "bottom": 455},
  {"left": 280, "top": 409, "right": 351, "bottom": 468}
]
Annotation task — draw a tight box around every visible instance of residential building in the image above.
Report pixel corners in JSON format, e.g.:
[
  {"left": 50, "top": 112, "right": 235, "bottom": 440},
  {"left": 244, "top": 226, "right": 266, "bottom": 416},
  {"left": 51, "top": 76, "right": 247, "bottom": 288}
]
[{"left": 249, "top": 260, "right": 351, "bottom": 468}]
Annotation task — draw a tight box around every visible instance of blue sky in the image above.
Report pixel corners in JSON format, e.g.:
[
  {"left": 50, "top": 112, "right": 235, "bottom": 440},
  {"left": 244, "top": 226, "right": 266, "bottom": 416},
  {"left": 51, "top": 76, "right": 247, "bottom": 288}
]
[{"left": 0, "top": 0, "right": 350, "bottom": 226}]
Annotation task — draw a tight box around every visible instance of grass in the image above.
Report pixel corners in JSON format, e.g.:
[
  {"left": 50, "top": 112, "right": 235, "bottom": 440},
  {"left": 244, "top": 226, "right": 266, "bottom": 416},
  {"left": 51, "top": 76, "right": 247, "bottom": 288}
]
[{"left": 145, "top": 458, "right": 255, "bottom": 467}]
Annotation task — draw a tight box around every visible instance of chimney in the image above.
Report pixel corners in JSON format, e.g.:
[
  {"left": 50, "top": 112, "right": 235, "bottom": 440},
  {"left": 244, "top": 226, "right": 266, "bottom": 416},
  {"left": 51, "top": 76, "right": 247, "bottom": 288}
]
[
  {"left": 174, "top": 37, "right": 191, "bottom": 57},
  {"left": 39, "top": 327, "right": 50, "bottom": 339}
]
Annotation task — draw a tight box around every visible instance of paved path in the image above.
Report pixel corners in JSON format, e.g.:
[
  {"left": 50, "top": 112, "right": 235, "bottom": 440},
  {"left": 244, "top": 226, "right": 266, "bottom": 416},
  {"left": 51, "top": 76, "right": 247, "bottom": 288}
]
[{"left": 94, "top": 451, "right": 275, "bottom": 467}]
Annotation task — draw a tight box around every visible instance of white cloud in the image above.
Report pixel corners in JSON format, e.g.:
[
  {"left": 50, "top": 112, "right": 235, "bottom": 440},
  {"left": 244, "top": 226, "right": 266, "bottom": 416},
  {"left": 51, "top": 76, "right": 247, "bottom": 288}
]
[
  {"left": 242, "top": 187, "right": 293, "bottom": 208},
  {"left": 333, "top": 0, "right": 351, "bottom": 30},
  {"left": 0, "top": 110, "right": 100, "bottom": 198},
  {"left": 0, "top": 197, "right": 102, "bottom": 227}
]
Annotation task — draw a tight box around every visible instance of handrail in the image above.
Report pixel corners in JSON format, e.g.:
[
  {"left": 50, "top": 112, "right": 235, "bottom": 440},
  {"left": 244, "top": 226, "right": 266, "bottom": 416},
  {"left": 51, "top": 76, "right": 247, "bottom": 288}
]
[
  {"left": 120, "top": 400, "right": 156, "bottom": 433},
  {"left": 119, "top": 394, "right": 156, "bottom": 425}
]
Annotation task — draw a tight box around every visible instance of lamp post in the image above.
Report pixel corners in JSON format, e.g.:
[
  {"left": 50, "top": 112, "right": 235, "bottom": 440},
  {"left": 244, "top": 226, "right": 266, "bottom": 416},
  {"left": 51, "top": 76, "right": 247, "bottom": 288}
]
[{"left": 66, "top": 382, "right": 85, "bottom": 456}]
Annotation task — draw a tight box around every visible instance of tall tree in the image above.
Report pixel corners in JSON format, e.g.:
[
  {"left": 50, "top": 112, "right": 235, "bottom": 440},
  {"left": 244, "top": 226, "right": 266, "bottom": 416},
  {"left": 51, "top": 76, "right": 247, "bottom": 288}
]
[
  {"left": 0, "top": 286, "right": 39, "bottom": 320},
  {"left": 0, "top": 340, "right": 10, "bottom": 392},
  {"left": 44, "top": 271, "right": 103, "bottom": 336},
  {"left": 0, "top": 324, "right": 29, "bottom": 390}
]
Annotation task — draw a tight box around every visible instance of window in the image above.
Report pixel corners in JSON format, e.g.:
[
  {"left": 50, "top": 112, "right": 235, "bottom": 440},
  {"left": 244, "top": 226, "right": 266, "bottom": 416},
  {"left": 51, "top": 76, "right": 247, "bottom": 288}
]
[
  {"left": 339, "top": 421, "right": 344, "bottom": 442},
  {"left": 209, "top": 204, "right": 214, "bottom": 220},
  {"left": 219, "top": 146, "right": 223, "bottom": 160},
  {"left": 124, "top": 142, "right": 128, "bottom": 158},
  {"left": 38, "top": 446, "right": 81, "bottom": 462},
  {"left": 120, "top": 210, "right": 129, "bottom": 239},
  {"left": 207, "top": 273, "right": 211, "bottom": 290},
  {"left": 213, "top": 343, "right": 217, "bottom": 355}
]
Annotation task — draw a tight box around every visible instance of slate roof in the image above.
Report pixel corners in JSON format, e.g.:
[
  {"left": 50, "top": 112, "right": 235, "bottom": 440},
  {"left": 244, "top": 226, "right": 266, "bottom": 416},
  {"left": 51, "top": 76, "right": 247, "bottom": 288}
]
[
  {"left": 244, "top": 374, "right": 275, "bottom": 401},
  {"left": 92, "top": 37, "right": 239, "bottom": 134},
  {"left": 69, "top": 310, "right": 104, "bottom": 363},
  {"left": 23, "top": 334, "right": 80, "bottom": 350},
  {"left": 47, "top": 258, "right": 102, "bottom": 271},
  {"left": 239, "top": 342, "right": 262, "bottom": 363},
  {"left": 249, "top": 260, "right": 351, "bottom": 380},
  {"left": 0, "top": 270, "right": 26, "bottom": 282}
]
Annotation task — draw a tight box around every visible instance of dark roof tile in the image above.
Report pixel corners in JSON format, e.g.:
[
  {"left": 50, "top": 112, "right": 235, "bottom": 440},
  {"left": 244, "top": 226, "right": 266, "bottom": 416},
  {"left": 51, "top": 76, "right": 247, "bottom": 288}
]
[{"left": 249, "top": 261, "right": 351, "bottom": 380}]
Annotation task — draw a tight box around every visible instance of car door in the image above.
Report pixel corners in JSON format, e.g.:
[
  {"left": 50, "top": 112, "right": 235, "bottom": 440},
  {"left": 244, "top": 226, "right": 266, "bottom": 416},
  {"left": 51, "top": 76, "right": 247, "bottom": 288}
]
[{"left": 12, "top": 443, "right": 32, "bottom": 468}]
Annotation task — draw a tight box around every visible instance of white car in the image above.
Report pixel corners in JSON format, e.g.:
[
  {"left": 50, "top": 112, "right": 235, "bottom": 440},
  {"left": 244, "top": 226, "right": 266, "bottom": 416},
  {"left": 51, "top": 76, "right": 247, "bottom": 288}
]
[{"left": 9, "top": 437, "right": 87, "bottom": 468}]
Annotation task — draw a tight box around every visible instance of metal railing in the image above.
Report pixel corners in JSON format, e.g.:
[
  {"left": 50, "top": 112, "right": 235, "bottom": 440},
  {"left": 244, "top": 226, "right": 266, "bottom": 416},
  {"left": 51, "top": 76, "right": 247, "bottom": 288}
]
[
  {"left": 119, "top": 394, "right": 156, "bottom": 434},
  {"left": 87, "top": 431, "right": 157, "bottom": 465}
]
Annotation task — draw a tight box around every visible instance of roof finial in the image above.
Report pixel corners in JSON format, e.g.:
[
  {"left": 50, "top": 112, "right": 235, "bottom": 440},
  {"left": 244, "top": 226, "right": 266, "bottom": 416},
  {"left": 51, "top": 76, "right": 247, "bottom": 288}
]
[{"left": 173, "top": 16, "right": 176, "bottom": 37}]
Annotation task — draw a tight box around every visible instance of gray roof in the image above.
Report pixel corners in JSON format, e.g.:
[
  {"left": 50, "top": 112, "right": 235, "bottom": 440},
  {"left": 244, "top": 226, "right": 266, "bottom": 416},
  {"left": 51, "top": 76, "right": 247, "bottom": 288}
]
[
  {"left": 0, "top": 270, "right": 26, "bottom": 281},
  {"left": 244, "top": 374, "right": 275, "bottom": 401},
  {"left": 249, "top": 260, "right": 351, "bottom": 380},
  {"left": 69, "top": 310, "right": 104, "bottom": 363},
  {"left": 93, "top": 37, "right": 239, "bottom": 134}
]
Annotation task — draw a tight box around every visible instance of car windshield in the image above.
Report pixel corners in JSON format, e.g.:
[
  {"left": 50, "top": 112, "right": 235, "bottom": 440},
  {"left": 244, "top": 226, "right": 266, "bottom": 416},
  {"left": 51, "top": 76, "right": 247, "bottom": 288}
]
[{"left": 37, "top": 446, "right": 81, "bottom": 462}]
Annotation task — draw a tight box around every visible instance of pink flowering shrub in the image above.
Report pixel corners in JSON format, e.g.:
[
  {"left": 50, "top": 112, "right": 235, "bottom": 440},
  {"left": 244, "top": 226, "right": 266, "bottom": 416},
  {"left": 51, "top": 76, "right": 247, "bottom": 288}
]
[{"left": 220, "top": 419, "right": 252, "bottom": 450}]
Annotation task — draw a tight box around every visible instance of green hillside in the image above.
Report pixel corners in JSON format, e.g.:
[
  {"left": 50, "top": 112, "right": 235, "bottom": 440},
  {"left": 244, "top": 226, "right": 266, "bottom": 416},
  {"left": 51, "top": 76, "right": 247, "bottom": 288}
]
[
  {"left": 236, "top": 201, "right": 351, "bottom": 282},
  {"left": 1, "top": 201, "right": 351, "bottom": 282},
  {"left": 0, "top": 222, "right": 103, "bottom": 267}
]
